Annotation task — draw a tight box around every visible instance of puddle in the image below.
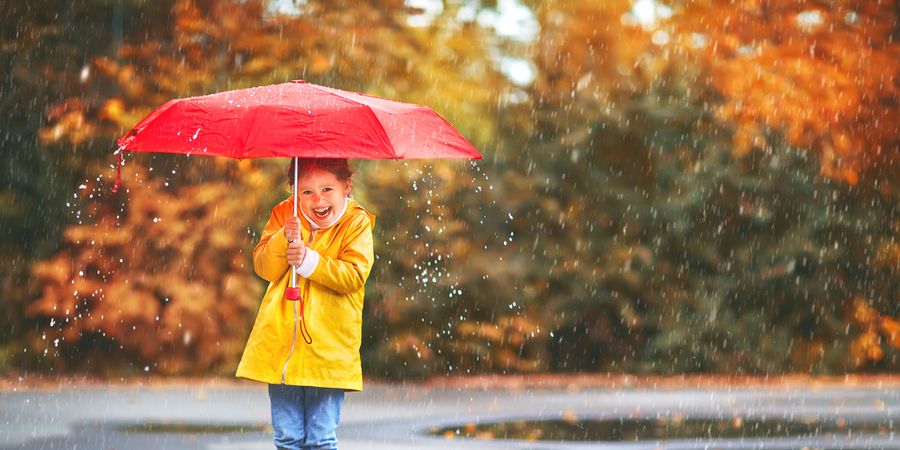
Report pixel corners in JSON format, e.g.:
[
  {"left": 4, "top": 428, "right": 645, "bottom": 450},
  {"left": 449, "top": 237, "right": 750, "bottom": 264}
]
[
  {"left": 116, "top": 422, "right": 269, "bottom": 434},
  {"left": 432, "top": 417, "right": 895, "bottom": 442}
]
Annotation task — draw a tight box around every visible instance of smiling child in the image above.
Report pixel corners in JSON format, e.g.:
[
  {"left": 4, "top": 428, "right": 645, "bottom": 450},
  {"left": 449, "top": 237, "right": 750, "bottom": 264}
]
[{"left": 236, "top": 158, "right": 375, "bottom": 450}]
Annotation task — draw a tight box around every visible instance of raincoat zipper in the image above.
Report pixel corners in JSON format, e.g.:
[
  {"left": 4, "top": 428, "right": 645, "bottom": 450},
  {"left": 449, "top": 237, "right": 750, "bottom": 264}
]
[
  {"left": 281, "top": 301, "right": 298, "bottom": 384},
  {"left": 281, "top": 229, "right": 317, "bottom": 384}
]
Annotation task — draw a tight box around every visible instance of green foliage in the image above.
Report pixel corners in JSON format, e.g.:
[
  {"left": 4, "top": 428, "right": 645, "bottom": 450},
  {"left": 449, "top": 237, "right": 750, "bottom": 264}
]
[
  {"left": 472, "top": 0, "right": 899, "bottom": 375},
  {"left": 644, "top": 141, "right": 897, "bottom": 373}
]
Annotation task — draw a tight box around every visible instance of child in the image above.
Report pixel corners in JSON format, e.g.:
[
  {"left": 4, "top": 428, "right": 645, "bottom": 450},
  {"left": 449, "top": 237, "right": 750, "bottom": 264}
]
[{"left": 236, "top": 158, "right": 375, "bottom": 450}]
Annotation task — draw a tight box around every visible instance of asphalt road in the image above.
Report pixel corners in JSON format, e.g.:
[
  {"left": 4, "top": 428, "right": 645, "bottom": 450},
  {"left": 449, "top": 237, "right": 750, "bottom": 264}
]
[{"left": 1, "top": 380, "right": 897, "bottom": 449}]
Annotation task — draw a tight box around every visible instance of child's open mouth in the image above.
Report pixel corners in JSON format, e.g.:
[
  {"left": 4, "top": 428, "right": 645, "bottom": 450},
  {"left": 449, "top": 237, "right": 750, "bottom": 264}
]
[{"left": 313, "top": 206, "right": 332, "bottom": 218}]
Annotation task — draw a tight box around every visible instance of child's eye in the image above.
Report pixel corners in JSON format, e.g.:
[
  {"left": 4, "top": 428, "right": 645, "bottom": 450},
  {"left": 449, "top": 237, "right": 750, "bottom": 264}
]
[
  {"left": 323, "top": 187, "right": 333, "bottom": 192},
  {"left": 302, "top": 190, "right": 313, "bottom": 195}
]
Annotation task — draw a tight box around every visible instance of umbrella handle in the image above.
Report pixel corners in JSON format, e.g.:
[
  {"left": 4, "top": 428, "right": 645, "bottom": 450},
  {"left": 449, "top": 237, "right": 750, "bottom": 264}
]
[
  {"left": 285, "top": 157, "right": 302, "bottom": 302},
  {"left": 285, "top": 284, "right": 301, "bottom": 301}
]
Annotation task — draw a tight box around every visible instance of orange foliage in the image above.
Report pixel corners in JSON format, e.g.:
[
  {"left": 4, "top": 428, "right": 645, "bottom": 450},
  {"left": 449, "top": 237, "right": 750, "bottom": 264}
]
[
  {"left": 29, "top": 164, "right": 263, "bottom": 374},
  {"left": 850, "top": 331, "right": 883, "bottom": 367},
  {"left": 533, "top": 1, "right": 656, "bottom": 122},
  {"left": 531, "top": 0, "right": 897, "bottom": 184},
  {"left": 39, "top": 102, "right": 95, "bottom": 145},
  {"left": 848, "top": 296, "right": 899, "bottom": 367},
  {"left": 672, "top": 0, "right": 899, "bottom": 182},
  {"left": 454, "top": 316, "right": 547, "bottom": 372},
  {"left": 882, "top": 317, "right": 900, "bottom": 349}
]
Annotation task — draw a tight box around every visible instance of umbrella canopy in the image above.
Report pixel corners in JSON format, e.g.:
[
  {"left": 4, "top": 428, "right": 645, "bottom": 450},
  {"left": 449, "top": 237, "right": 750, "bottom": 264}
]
[
  {"left": 114, "top": 80, "right": 481, "bottom": 301},
  {"left": 115, "top": 80, "right": 481, "bottom": 160}
]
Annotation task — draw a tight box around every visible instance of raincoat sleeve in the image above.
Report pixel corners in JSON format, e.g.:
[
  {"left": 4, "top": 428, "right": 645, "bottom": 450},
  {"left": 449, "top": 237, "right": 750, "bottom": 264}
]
[
  {"left": 253, "top": 204, "right": 291, "bottom": 283},
  {"left": 307, "top": 213, "right": 374, "bottom": 294}
]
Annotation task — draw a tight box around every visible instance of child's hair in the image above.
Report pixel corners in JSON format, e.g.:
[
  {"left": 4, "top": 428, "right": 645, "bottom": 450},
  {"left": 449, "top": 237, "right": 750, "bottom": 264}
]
[{"left": 287, "top": 158, "right": 354, "bottom": 186}]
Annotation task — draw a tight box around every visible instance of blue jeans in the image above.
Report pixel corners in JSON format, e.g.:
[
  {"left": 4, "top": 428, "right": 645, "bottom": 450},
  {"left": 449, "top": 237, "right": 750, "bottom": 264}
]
[{"left": 268, "top": 384, "right": 345, "bottom": 450}]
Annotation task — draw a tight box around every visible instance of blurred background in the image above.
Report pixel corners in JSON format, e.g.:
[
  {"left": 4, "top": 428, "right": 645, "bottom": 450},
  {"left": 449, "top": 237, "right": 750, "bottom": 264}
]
[{"left": 1, "top": 0, "right": 897, "bottom": 381}]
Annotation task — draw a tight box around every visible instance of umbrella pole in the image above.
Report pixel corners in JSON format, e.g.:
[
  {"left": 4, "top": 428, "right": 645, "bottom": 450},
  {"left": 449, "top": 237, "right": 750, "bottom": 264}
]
[{"left": 286, "top": 157, "right": 301, "bottom": 301}]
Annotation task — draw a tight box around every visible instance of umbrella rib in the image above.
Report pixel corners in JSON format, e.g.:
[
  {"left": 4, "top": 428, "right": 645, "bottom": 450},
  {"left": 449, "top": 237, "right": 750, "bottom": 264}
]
[
  {"left": 302, "top": 84, "right": 401, "bottom": 159},
  {"left": 307, "top": 84, "right": 470, "bottom": 159}
]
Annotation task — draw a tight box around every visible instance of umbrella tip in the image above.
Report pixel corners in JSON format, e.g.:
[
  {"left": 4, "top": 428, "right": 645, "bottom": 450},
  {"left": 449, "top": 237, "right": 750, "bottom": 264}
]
[{"left": 291, "top": 80, "right": 306, "bottom": 84}]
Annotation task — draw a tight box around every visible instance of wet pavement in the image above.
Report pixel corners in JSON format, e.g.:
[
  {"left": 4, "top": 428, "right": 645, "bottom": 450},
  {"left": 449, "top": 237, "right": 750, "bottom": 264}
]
[{"left": 1, "top": 380, "right": 897, "bottom": 449}]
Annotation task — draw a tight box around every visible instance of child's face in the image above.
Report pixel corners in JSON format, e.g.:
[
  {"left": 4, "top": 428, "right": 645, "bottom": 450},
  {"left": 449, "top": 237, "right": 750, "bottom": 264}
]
[{"left": 296, "top": 167, "right": 351, "bottom": 228}]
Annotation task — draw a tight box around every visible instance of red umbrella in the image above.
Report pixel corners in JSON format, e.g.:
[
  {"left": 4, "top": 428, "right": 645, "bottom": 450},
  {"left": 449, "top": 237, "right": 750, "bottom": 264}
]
[
  {"left": 115, "top": 79, "right": 480, "bottom": 160},
  {"left": 115, "top": 80, "right": 481, "bottom": 300}
]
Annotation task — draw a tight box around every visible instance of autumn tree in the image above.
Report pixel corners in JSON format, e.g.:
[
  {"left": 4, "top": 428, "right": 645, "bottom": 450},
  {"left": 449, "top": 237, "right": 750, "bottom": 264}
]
[
  {"left": 671, "top": 0, "right": 899, "bottom": 184},
  {"left": 491, "top": 0, "right": 900, "bottom": 374},
  {"left": 0, "top": 0, "right": 177, "bottom": 371},
  {"left": 15, "top": 0, "right": 511, "bottom": 375},
  {"left": 29, "top": 165, "right": 263, "bottom": 374}
]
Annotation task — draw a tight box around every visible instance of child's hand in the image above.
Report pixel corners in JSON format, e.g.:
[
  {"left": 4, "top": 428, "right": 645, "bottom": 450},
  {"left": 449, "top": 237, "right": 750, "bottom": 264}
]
[
  {"left": 287, "top": 240, "right": 307, "bottom": 266},
  {"left": 284, "top": 216, "right": 301, "bottom": 244}
]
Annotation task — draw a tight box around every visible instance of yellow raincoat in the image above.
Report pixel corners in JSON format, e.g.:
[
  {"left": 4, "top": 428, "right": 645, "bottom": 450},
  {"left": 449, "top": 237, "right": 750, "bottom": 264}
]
[{"left": 236, "top": 197, "right": 374, "bottom": 391}]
